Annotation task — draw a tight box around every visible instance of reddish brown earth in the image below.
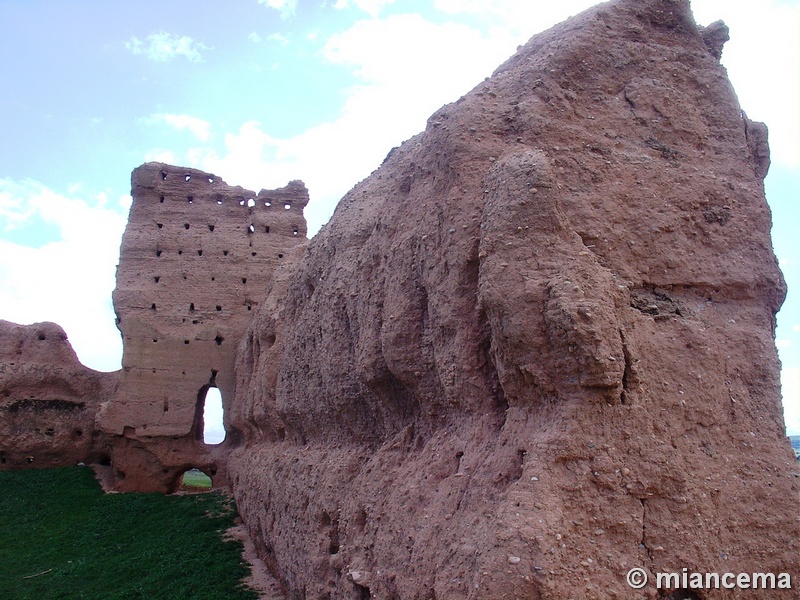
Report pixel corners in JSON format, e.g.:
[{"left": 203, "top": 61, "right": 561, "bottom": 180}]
[
  {"left": 1, "top": 0, "right": 798, "bottom": 598},
  {"left": 0, "top": 320, "right": 117, "bottom": 469},
  {"left": 0, "top": 165, "right": 309, "bottom": 494},
  {"left": 98, "top": 163, "right": 309, "bottom": 492},
  {"left": 228, "top": 0, "right": 800, "bottom": 598}
]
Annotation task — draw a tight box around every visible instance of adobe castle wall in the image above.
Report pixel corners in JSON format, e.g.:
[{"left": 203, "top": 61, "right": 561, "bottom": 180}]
[{"left": 102, "top": 163, "right": 308, "bottom": 491}]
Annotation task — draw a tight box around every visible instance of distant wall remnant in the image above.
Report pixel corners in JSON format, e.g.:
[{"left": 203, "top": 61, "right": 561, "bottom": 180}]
[
  {"left": 0, "top": 320, "right": 118, "bottom": 469},
  {"left": 96, "top": 163, "right": 308, "bottom": 491}
]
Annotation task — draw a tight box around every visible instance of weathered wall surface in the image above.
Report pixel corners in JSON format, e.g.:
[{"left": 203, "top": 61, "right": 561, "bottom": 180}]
[
  {"left": 0, "top": 320, "right": 118, "bottom": 469},
  {"left": 98, "top": 163, "right": 308, "bottom": 491},
  {"left": 229, "top": 0, "right": 800, "bottom": 598}
]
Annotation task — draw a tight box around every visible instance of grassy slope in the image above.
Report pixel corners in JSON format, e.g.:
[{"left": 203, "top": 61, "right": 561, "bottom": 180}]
[
  {"left": 182, "top": 469, "right": 213, "bottom": 489},
  {"left": 0, "top": 467, "right": 257, "bottom": 600}
]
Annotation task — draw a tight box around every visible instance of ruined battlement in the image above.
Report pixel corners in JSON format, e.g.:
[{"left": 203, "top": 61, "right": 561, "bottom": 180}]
[
  {"left": 98, "top": 163, "right": 309, "bottom": 491},
  {"left": 114, "top": 163, "right": 306, "bottom": 366}
]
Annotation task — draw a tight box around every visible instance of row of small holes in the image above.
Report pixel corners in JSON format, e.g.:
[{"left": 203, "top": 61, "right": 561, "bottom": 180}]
[
  {"left": 150, "top": 304, "right": 224, "bottom": 313},
  {"left": 152, "top": 335, "right": 226, "bottom": 346},
  {"left": 156, "top": 188, "right": 291, "bottom": 209},
  {"left": 154, "top": 249, "right": 286, "bottom": 258},
  {"left": 155, "top": 222, "right": 296, "bottom": 234},
  {"left": 151, "top": 276, "right": 248, "bottom": 284},
  {"left": 159, "top": 171, "right": 213, "bottom": 184}
]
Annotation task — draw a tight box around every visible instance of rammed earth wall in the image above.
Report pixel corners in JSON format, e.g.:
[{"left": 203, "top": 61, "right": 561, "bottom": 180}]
[{"left": 98, "top": 163, "right": 309, "bottom": 492}]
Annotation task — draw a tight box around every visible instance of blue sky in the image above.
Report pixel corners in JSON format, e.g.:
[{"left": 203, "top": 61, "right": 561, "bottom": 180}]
[{"left": 1, "top": 0, "right": 798, "bottom": 435}]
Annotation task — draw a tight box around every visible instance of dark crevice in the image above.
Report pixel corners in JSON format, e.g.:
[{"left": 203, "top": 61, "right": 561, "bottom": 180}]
[
  {"left": 631, "top": 286, "right": 682, "bottom": 320},
  {"left": 477, "top": 306, "right": 508, "bottom": 422},
  {"left": 645, "top": 137, "right": 683, "bottom": 163},
  {"left": 454, "top": 450, "right": 464, "bottom": 475},
  {"left": 640, "top": 498, "right": 653, "bottom": 563},
  {"left": 371, "top": 371, "right": 419, "bottom": 424},
  {"left": 2, "top": 399, "right": 86, "bottom": 413},
  {"left": 620, "top": 330, "right": 633, "bottom": 405},
  {"left": 324, "top": 513, "right": 340, "bottom": 555}
]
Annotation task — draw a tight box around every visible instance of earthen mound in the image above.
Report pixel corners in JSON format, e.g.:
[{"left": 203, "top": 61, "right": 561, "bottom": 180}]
[{"left": 0, "top": 320, "right": 117, "bottom": 469}]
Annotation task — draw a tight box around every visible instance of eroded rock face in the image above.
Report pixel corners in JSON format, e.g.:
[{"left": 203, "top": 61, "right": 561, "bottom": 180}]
[
  {"left": 229, "top": 0, "right": 799, "bottom": 597},
  {"left": 0, "top": 320, "right": 117, "bottom": 469},
  {"left": 98, "top": 163, "right": 308, "bottom": 492}
]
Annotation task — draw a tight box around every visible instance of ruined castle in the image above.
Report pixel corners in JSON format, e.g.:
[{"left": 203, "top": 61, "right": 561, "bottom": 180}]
[
  {"left": 2, "top": 1, "right": 799, "bottom": 597},
  {"left": 1, "top": 163, "right": 309, "bottom": 492}
]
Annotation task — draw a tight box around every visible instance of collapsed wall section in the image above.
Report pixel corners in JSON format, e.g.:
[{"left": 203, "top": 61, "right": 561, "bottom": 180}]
[
  {"left": 0, "top": 320, "right": 118, "bottom": 469},
  {"left": 99, "top": 163, "right": 308, "bottom": 491}
]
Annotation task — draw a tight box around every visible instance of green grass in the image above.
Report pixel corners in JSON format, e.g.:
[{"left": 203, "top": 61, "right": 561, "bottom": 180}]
[
  {"left": 181, "top": 469, "right": 213, "bottom": 489},
  {"left": 0, "top": 467, "right": 258, "bottom": 600}
]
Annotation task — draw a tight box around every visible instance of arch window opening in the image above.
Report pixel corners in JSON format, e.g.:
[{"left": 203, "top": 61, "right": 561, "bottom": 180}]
[
  {"left": 197, "top": 385, "right": 226, "bottom": 445},
  {"left": 180, "top": 468, "right": 212, "bottom": 491}
]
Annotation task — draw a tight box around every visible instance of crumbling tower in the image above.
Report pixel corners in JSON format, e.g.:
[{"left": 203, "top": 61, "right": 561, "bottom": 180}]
[{"left": 99, "top": 162, "right": 308, "bottom": 491}]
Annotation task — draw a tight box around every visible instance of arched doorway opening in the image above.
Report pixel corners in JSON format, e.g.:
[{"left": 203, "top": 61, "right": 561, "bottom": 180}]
[
  {"left": 180, "top": 468, "right": 212, "bottom": 491},
  {"left": 202, "top": 387, "right": 225, "bottom": 445},
  {"left": 194, "top": 373, "right": 226, "bottom": 446}
]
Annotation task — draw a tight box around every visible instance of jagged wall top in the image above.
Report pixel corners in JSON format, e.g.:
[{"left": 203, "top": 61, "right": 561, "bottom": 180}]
[{"left": 98, "top": 162, "right": 309, "bottom": 491}]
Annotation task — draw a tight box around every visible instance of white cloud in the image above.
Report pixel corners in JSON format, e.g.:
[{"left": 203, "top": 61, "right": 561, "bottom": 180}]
[
  {"left": 691, "top": 1, "right": 800, "bottom": 168},
  {"left": 428, "top": 0, "right": 800, "bottom": 169},
  {"left": 248, "top": 32, "right": 262, "bottom": 43},
  {"left": 126, "top": 32, "right": 209, "bottom": 63},
  {"left": 333, "top": 0, "right": 396, "bottom": 17},
  {"left": 147, "top": 113, "right": 211, "bottom": 142},
  {"left": 119, "top": 194, "right": 133, "bottom": 212},
  {"left": 434, "top": 0, "right": 598, "bottom": 28},
  {"left": 183, "top": 14, "right": 523, "bottom": 234},
  {"left": 144, "top": 149, "right": 179, "bottom": 164},
  {"left": 322, "top": 13, "right": 510, "bottom": 84},
  {"left": 0, "top": 179, "right": 127, "bottom": 372},
  {"left": 0, "top": 186, "right": 35, "bottom": 232},
  {"left": 267, "top": 32, "right": 290, "bottom": 46},
  {"left": 258, "top": 0, "right": 297, "bottom": 19}
]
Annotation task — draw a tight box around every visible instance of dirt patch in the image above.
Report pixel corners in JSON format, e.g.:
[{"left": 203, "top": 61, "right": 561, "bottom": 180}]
[{"left": 226, "top": 523, "right": 286, "bottom": 600}]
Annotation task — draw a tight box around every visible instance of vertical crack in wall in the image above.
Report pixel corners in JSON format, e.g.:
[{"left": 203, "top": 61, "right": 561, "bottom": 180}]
[
  {"left": 620, "top": 329, "right": 633, "bottom": 405},
  {"left": 639, "top": 498, "right": 654, "bottom": 566}
]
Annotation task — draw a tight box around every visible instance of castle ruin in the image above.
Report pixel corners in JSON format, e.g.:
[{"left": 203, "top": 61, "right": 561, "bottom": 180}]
[
  {"left": 1, "top": 163, "right": 309, "bottom": 492},
  {"left": 2, "top": 1, "right": 799, "bottom": 597}
]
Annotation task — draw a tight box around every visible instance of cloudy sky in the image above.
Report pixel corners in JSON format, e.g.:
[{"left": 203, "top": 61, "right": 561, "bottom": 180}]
[{"left": 1, "top": 0, "right": 798, "bottom": 436}]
